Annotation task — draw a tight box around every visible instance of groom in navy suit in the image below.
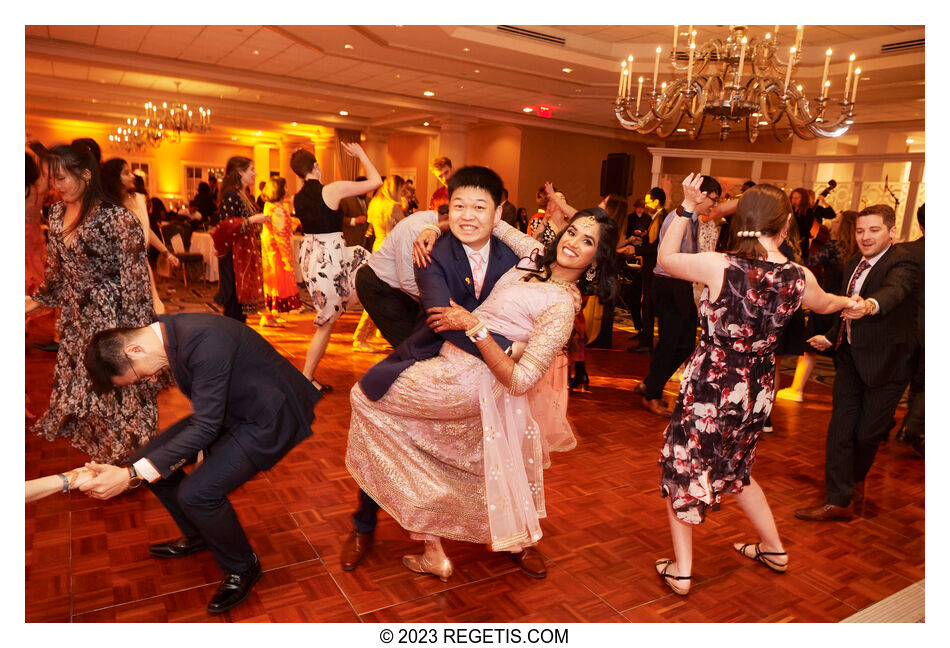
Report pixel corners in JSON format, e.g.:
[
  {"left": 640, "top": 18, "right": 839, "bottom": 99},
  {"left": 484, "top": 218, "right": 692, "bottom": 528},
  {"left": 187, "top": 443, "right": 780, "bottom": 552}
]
[{"left": 346, "top": 166, "right": 552, "bottom": 577}]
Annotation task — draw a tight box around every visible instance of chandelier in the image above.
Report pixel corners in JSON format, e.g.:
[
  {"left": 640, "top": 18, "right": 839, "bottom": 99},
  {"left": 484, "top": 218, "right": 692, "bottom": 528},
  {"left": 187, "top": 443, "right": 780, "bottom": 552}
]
[
  {"left": 614, "top": 25, "right": 860, "bottom": 142},
  {"left": 108, "top": 114, "right": 165, "bottom": 151},
  {"left": 107, "top": 81, "right": 212, "bottom": 150}
]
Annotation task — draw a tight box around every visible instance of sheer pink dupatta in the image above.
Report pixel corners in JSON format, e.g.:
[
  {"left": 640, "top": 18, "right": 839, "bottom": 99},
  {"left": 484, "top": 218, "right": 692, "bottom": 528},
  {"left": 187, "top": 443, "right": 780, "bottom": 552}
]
[{"left": 480, "top": 352, "right": 577, "bottom": 553}]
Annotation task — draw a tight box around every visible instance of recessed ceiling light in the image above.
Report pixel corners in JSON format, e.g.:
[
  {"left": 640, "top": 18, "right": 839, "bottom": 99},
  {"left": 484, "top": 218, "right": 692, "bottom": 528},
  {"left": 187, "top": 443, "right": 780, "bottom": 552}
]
[
  {"left": 759, "top": 121, "right": 769, "bottom": 125},
  {"left": 339, "top": 110, "right": 349, "bottom": 116},
  {"left": 463, "top": 47, "right": 470, "bottom": 52},
  {"left": 257, "top": 130, "right": 262, "bottom": 135},
  {"left": 423, "top": 90, "right": 435, "bottom": 97},
  {"left": 522, "top": 107, "right": 533, "bottom": 113},
  {"left": 474, "top": 69, "right": 480, "bottom": 74},
  {"left": 676, "top": 128, "right": 687, "bottom": 133},
  {"left": 231, "top": 136, "right": 237, "bottom": 141},
  {"left": 423, "top": 121, "right": 430, "bottom": 126},
  {"left": 906, "top": 138, "right": 915, "bottom": 144},
  {"left": 252, "top": 50, "right": 260, "bottom": 55},
  {"left": 292, "top": 122, "right": 297, "bottom": 126},
  {"left": 344, "top": 44, "right": 354, "bottom": 50},
  {"left": 575, "top": 89, "right": 582, "bottom": 93},
  {"left": 562, "top": 68, "right": 572, "bottom": 73}
]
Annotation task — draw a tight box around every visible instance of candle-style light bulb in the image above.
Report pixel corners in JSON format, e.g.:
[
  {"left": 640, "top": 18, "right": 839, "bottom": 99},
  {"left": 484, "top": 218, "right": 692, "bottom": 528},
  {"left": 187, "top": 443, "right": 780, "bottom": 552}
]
[
  {"left": 626, "top": 55, "right": 634, "bottom": 98},
  {"left": 617, "top": 60, "right": 626, "bottom": 97},
  {"left": 820, "top": 48, "right": 832, "bottom": 90},
  {"left": 736, "top": 36, "right": 748, "bottom": 86},
  {"left": 784, "top": 46, "right": 796, "bottom": 93},
  {"left": 636, "top": 76, "right": 644, "bottom": 114},
  {"left": 653, "top": 46, "right": 661, "bottom": 92},
  {"left": 845, "top": 53, "right": 856, "bottom": 102},
  {"left": 851, "top": 68, "right": 861, "bottom": 103},
  {"left": 687, "top": 41, "right": 696, "bottom": 87}
]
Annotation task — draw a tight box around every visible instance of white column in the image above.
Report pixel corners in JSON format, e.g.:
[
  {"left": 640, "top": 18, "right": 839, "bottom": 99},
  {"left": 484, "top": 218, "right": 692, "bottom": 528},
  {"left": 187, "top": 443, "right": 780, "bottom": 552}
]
[
  {"left": 900, "top": 160, "right": 924, "bottom": 239},
  {"left": 437, "top": 119, "right": 469, "bottom": 168},
  {"left": 362, "top": 128, "right": 390, "bottom": 177},
  {"left": 750, "top": 159, "right": 763, "bottom": 184},
  {"left": 850, "top": 162, "right": 865, "bottom": 211},
  {"left": 650, "top": 152, "right": 663, "bottom": 188}
]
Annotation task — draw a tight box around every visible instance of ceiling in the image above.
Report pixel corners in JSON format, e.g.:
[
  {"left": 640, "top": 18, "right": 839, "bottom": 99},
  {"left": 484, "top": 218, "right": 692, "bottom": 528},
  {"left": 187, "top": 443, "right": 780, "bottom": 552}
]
[{"left": 24, "top": 25, "right": 926, "bottom": 143}]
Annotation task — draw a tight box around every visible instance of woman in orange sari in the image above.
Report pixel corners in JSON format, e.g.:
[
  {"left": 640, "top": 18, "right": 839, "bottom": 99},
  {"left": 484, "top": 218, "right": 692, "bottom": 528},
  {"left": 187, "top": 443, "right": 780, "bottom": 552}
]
[{"left": 260, "top": 177, "right": 302, "bottom": 325}]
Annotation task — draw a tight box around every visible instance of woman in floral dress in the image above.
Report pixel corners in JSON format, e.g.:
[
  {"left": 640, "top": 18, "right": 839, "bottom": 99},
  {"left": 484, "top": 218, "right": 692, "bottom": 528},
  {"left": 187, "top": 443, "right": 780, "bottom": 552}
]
[
  {"left": 652, "top": 176, "right": 856, "bottom": 595},
  {"left": 25, "top": 141, "right": 160, "bottom": 463},
  {"left": 290, "top": 143, "right": 382, "bottom": 391}
]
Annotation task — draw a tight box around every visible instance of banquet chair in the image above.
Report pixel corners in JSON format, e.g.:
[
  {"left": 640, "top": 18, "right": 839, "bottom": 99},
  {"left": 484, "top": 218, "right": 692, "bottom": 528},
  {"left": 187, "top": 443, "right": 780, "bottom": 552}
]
[{"left": 167, "top": 233, "right": 204, "bottom": 288}]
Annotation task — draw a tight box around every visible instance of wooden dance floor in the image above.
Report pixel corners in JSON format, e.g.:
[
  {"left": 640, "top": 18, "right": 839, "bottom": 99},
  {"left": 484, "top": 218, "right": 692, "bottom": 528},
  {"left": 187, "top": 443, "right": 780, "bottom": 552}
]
[{"left": 25, "top": 298, "right": 924, "bottom": 623}]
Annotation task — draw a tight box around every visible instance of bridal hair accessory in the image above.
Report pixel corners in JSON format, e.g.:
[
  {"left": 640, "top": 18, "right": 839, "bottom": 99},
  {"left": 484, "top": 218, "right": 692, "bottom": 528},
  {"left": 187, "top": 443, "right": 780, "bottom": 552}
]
[
  {"left": 577, "top": 215, "right": 598, "bottom": 229},
  {"left": 736, "top": 230, "right": 763, "bottom": 238}
]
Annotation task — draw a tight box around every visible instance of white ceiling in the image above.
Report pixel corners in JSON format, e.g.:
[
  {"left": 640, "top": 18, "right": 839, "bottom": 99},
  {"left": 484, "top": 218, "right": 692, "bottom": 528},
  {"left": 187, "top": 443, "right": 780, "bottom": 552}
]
[{"left": 25, "top": 25, "right": 925, "bottom": 141}]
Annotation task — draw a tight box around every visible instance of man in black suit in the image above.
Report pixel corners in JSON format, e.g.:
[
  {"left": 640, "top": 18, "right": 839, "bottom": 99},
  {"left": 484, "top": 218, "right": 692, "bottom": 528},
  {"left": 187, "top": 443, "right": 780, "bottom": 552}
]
[
  {"left": 500, "top": 187, "right": 518, "bottom": 227},
  {"left": 345, "top": 166, "right": 549, "bottom": 577},
  {"left": 795, "top": 204, "right": 919, "bottom": 521},
  {"left": 80, "top": 313, "right": 321, "bottom": 613},
  {"left": 896, "top": 204, "right": 924, "bottom": 456}
]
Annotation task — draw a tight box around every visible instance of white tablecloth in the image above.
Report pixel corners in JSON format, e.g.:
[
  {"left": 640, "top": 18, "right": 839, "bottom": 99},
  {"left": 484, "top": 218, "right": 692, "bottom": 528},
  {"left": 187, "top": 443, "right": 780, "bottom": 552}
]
[{"left": 158, "top": 231, "right": 303, "bottom": 284}]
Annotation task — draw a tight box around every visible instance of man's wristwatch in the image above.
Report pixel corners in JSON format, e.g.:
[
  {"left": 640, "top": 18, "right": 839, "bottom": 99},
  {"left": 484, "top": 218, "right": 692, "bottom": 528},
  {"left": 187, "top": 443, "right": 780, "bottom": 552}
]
[
  {"left": 127, "top": 464, "right": 144, "bottom": 489},
  {"left": 679, "top": 207, "right": 695, "bottom": 218}
]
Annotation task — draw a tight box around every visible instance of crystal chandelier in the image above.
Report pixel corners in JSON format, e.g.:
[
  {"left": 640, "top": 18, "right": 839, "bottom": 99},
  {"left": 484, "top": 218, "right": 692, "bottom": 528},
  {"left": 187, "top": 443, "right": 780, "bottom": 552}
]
[
  {"left": 614, "top": 25, "right": 860, "bottom": 142},
  {"left": 108, "top": 115, "right": 164, "bottom": 151},
  {"left": 146, "top": 81, "right": 212, "bottom": 143}
]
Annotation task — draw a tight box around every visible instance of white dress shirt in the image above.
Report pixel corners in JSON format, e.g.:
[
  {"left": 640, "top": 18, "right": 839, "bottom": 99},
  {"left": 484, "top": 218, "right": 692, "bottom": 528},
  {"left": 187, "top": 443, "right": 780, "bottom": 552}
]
[
  {"left": 367, "top": 210, "right": 439, "bottom": 300},
  {"left": 848, "top": 245, "right": 890, "bottom": 314}
]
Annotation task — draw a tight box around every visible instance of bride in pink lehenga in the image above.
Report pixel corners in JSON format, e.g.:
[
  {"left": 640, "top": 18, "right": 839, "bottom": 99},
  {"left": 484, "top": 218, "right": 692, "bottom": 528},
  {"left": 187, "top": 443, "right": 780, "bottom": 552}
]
[{"left": 346, "top": 208, "right": 619, "bottom": 579}]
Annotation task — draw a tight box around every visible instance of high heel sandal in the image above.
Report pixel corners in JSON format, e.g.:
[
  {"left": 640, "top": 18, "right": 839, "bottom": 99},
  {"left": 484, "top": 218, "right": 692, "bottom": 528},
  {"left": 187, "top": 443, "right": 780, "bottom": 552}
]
[
  {"left": 655, "top": 559, "right": 691, "bottom": 595},
  {"left": 734, "top": 543, "right": 788, "bottom": 573},
  {"left": 310, "top": 378, "right": 333, "bottom": 394},
  {"left": 402, "top": 553, "right": 453, "bottom": 582}
]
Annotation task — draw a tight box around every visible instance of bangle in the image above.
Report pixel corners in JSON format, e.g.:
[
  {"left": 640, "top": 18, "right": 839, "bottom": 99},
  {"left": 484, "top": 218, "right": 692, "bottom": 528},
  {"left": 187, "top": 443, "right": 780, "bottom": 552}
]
[
  {"left": 421, "top": 224, "right": 442, "bottom": 238},
  {"left": 466, "top": 320, "right": 489, "bottom": 342},
  {"left": 57, "top": 473, "right": 69, "bottom": 493}
]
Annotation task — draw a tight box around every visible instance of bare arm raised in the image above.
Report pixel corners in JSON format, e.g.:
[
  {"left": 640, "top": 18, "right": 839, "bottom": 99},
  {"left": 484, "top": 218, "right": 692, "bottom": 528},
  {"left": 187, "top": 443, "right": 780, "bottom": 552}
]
[{"left": 321, "top": 142, "right": 383, "bottom": 209}]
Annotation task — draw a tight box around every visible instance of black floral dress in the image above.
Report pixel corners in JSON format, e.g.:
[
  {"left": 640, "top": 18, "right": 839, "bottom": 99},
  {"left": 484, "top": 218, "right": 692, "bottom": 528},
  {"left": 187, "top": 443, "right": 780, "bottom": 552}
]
[
  {"left": 660, "top": 255, "right": 805, "bottom": 524},
  {"left": 32, "top": 201, "right": 161, "bottom": 463}
]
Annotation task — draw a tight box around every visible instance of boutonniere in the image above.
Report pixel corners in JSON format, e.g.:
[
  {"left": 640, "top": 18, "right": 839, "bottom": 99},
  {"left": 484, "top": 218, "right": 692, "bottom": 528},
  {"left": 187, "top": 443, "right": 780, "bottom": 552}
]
[{"left": 465, "top": 277, "right": 472, "bottom": 284}]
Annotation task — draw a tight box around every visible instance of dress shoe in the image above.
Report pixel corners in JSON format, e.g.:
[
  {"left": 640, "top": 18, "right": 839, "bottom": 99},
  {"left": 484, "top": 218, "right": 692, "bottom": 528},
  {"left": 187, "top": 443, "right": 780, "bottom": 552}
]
[
  {"left": 568, "top": 374, "right": 590, "bottom": 392},
  {"left": 149, "top": 536, "right": 208, "bottom": 558},
  {"left": 642, "top": 396, "right": 672, "bottom": 417},
  {"left": 340, "top": 531, "right": 373, "bottom": 571},
  {"left": 511, "top": 546, "right": 547, "bottom": 579},
  {"left": 310, "top": 378, "right": 333, "bottom": 394},
  {"left": 794, "top": 502, "right": 854, "bottom": 522},
  {"left": 402, "top": 553, "right": 453, "bottom": 582},
  {"left": 206, "top": 554, "right": 262, "bottom": 614},
  {"left": 627, "top": 343, "right": 651, "bottom": 354}
]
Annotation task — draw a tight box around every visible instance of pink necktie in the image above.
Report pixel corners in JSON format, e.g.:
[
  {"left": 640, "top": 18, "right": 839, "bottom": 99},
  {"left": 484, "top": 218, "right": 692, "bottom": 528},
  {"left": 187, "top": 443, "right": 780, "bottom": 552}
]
[
  {"left": 836, "top": 258, "right": 871, "bottom": 349},
  {"left": 470, "top": 251, "right": 485, "bottom": 298}
]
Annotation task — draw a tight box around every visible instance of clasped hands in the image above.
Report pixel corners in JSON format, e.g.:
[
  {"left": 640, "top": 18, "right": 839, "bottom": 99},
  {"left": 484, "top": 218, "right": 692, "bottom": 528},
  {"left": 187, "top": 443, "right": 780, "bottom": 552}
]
[
  {"left": 841, "top": 296, "right": 873, "bottom": 320},
  {"left": 413, "top": 228, "right": 440, "bottom": 268}
]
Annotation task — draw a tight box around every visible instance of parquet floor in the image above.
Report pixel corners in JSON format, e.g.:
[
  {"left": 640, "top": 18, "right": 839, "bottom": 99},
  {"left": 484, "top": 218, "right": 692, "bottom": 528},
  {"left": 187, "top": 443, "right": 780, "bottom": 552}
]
[{"left": 24, "top": 285, "right": 925, "bottom": 624}]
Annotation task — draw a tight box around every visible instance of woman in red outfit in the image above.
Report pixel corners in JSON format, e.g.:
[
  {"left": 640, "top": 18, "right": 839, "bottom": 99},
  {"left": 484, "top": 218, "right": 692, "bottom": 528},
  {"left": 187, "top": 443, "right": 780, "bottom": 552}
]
[{"left": 260, "top": 177, "right": 302, "bottom": 325}]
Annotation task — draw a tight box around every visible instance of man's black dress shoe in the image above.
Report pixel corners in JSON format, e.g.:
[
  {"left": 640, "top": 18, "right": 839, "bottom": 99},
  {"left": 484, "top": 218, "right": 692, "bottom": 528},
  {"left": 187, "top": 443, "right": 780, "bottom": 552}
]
[
  {"left": 149, "top": 536, "right": 208, "bottom": 558},
  {"left": 207, "top": 555, "right": 262, "bottom": 614}
]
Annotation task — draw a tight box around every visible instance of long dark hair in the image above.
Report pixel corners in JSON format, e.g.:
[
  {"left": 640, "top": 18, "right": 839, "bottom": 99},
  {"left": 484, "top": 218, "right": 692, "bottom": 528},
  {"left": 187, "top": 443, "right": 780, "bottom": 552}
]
[
  {"left": 220, "top": 156, "right": 253, "bottom": 200},
  {"left": 100, "top": 157, "right": 132, "bottom": 206},
  {"left": 727, "top": 184, "right": 793, "bottom": 261},
  {"left": 46, "top": 141, "right": 111, "bottom": 237},
  {"left": 525, "top": 207, "right": 620, "bottom": 303}
]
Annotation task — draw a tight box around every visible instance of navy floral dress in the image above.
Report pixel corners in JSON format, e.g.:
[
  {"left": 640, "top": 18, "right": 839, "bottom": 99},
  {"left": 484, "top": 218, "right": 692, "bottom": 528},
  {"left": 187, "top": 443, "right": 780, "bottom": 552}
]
[{"left": 660, "top": 255, "right": 806, "bottom": 524}]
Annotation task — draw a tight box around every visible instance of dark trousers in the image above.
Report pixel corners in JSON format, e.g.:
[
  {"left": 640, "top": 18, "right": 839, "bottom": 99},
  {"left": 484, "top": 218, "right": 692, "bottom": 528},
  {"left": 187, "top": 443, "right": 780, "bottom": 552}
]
[
  {"left": 622, "top": 271, "right": 643, "bottom": 330},
  {"left": 214, "top": 252, "right": 245, "bottom": 323},
  {"left": 637, "top": 268, "right": 656, "bottom": 347},
  {"left": 355, "top": 265, "right": 422, "bottom": 348},
  {"left": 900, "top": 347, "right": 925, "bottom": 442},
  {"left": 132, "top": 416, "right": 259, "bottom": 574},
  {"left": 824, "top": 342, "right": 907, "bottom": 506},
  {"left": 352, "top": 489, "right": 381, "bottom": 534},
  {"left": 643, "top": 275, "right": 697, "bottom": 401}
]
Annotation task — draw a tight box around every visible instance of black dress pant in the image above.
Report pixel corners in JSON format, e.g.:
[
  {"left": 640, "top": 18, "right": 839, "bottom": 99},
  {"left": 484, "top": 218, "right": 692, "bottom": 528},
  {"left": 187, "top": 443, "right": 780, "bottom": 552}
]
[
  {"left": 214, "top": 252, "right": 246, "bottom": 323},
  {"left": 352, "top": 489, "right": 381, "bottom": 534},
  {"left": 824, "top": 342, "right": 907, "bottom": 506},
  {"left": 132, "top": 416, "right": 261, "bottom": 574},
  {"left": 355, "top": 265, "right": 422, "bottom": 348},
  {"left": 637, "top": 266, "right": 657, "bottom": 348},
  {"left": 643, "top": 275, "right": 697, "bottom": 401}
]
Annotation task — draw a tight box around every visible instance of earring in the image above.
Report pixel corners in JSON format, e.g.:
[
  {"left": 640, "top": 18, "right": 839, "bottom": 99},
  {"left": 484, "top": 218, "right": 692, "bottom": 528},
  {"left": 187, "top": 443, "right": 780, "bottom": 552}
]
[{"left": 585, "top": 265, "right": 597, "bottom": 281}]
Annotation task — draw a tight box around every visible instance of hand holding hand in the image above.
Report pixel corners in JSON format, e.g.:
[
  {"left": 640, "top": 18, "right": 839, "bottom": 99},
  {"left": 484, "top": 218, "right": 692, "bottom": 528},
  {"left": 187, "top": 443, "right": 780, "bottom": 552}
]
[
  {"left": 426, "top": 299, "right": 479, "bottom": 333},
  {"left": 681, "top": 172, "right": 706, "bottom": 213},
  {"left": 841, "top": 296, "right": 872, "bottom": 320},
  {"left": 807, "top": 334, "right": 832, "bottom": 351},
  {"left": 412, "top": 229, "right": 439, "bottom": 267},
  {"left": 509, "top": 341, "right": 527, "bottom": 362},
  {"left": 78, "top": 462, "right": 131, "bottom": 500}
]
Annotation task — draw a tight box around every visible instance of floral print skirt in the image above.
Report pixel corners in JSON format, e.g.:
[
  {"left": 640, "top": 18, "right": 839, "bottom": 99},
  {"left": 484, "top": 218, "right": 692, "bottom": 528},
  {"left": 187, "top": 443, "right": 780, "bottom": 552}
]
[{"left": 298, "top": 232, "right": 369, "bottom": 326}]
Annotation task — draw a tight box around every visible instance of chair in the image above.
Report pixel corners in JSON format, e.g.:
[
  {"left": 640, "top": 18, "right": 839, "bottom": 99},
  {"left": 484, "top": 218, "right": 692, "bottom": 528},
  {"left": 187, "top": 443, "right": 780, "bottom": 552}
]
[{"left": 167, "top": 233, "right": 204, "bottom": 287}]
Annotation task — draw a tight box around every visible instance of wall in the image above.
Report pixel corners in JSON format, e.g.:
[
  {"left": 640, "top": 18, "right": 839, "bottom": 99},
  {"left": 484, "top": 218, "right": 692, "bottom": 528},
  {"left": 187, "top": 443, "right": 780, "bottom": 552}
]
[
  {"left": 466, "top": 123, "right": 523, "bottom": 200},
  {"left": 516, "top": 126, "right": 652, "bottom": 214},
  {"left": 387, "top": 133, "right": 433, "bottom": 204}
]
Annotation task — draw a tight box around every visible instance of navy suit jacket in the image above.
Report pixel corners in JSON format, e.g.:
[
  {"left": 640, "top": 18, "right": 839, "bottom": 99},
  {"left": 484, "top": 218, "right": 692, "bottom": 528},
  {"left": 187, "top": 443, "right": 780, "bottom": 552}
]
[
  {"left": 360, "top": 233, "right": 519, "bottom": 400},
  {"left": 146, "top": 313, "right": 321, "bottom": 478}
]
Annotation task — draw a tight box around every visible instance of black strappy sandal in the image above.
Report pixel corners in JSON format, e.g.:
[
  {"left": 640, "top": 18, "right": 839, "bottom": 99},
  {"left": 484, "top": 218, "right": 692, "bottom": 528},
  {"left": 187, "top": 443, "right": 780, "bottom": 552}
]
[
  {"left": 655, "top": 559, "right": 692, "bottom": 595},
  {"left": 734, "top": 543, "right": 788, "bottom": 573},
  {"left": 311, "top": 378, "right": 333, "bottom": 394}
]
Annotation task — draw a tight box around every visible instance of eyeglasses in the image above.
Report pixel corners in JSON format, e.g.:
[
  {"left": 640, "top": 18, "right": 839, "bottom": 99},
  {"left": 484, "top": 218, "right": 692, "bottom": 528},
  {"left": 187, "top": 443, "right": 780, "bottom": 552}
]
[
  {"left": 125, "top": 353, "right": 141, "bottom": 383},
  {"left": 706, "top": 195, "right": 721, "bottom": 205}
]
